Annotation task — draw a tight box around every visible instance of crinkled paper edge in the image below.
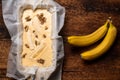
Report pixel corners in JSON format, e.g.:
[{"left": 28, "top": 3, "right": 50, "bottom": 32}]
[{"left": 2, "top": 0, "right": 65, "bottom": 80}]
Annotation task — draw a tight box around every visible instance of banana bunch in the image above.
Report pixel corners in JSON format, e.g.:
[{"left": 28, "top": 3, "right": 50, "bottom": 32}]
[
  {"left": 68, "top": 21, "right": 109, "bottom": 46},
  {"left": 67, "top": 19, "right": 117, "bottom": 60}
]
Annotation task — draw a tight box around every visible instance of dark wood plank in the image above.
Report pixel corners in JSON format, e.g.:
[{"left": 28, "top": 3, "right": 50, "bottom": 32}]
[
  {"left": 62, "top": 71, "right": 120, "bottom": 80},
  {"left": 0, "top": 69, "right": 7, "bottom": 78},
  {"left": 63, "top": 40, "right": 120, "bottom": 69},
  {"left": 58, "top": 0, "right": 120, "bottom": 79},
  {"left": 0, "top": 0, "right": 10, "bottom": 39},
  {"left": 58, "top": 0, "right": 120, "bottom": 36},
  {"left": 1, "top": 70, "right": 120, "bottom": 80},
  {"left": 0, "top": 69, "right": 15, "bottom": 80},
  {"left": 0, "top": 40, "right": 11, "bottom": 69},
  {"left": 0, "top": 78, "right": 14, "bottom": 80}
]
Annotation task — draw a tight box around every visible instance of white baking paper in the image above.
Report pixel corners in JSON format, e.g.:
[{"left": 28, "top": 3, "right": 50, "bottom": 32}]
[{"left": 2, "top": 0, "right": 65, "bottom": 80}]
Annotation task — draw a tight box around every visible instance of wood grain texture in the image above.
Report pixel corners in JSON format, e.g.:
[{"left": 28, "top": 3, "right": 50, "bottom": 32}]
[
  {"left": 0, "top": 40, "right": 11, "bottom": 69},
  {"left": 1, "top": 0, "right": 120, "bottom": 80},
  {"left": 58, "top": 0, "right": 120, "bottom": 80},
  {"left": 0, "top": 0, "right": 10, "bottom": 39}
]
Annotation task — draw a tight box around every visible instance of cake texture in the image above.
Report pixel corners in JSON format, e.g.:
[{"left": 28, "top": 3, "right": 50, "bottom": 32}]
[
  {"left": 21, "top": 9, "right": 53, "bottom": 67},
  {"left": 3, "top": 0, "right": 65, "bottom": 79}
]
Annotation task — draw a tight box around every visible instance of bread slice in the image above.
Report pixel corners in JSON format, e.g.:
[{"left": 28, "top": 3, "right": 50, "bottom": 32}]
[{"left": 21, "top": 9, "right": 53, "bottom": 67}]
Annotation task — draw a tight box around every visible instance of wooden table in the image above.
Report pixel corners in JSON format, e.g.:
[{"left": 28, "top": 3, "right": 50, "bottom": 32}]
[{"left": 1, "top": 0, "right": 120, "bottom": 80}]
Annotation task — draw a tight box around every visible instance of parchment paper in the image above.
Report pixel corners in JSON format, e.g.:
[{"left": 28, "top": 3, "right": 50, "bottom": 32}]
[{"left": 2, "top": 0, "right": 65, "bottom": 80}]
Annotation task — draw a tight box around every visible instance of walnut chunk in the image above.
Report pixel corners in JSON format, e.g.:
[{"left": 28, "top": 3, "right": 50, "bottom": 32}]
[
  {"left": 24, "top": 26, "right": 29, "bottom": 32},
  {"left": 41, "top": 17, "right": 46, "bottom": 24},
  {"left": 37, "top": 13, "right": 46, "bottom": 25},
  {"left": 35, "top": 40, "right": 40, "bottom": 46},
  {"left": 22, "top": 53, "right": 27, "bottom": 58},
  {"left": 35, "top": 40, "right": 37, "bottom": 46},
  {"left": 37, "top": 13, "right": 43, "bottom": 18},
  {"left": 43, "top": 34, "right": 46, "bottom": 38},
  {"left": 25, "top": 16, "right": 31, "bottom": 21},
  {"left": 25, "top": 44, "right": 29, "bottom": 48},
  {"left": 40, "top": 13, "right": 44, "bottom": 17},
  {"left": 35, "top": 35, "right": 38, "bottom": 38},
  {"left": 33, "top": 30, "right": 35, "bottom": 33},
  {"left": 37, "top": 59, "right": 45, "bottom": 64},
  {"left": 45, "top": 26, "right": 48, "bottom": 30}
]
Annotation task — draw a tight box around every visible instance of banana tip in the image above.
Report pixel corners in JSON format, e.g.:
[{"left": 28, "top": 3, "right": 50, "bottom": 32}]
[{"left": 108, "top": 17, "right": 112, "bottom": 23}]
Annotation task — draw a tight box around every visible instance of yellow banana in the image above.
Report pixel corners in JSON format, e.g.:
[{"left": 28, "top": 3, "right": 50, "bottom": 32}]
[
  {"left": 81, "top": 22, "right": 117, "bottom": 60},
  {"left": 67, "top": 21, "right": 109, "bottom": 46}
]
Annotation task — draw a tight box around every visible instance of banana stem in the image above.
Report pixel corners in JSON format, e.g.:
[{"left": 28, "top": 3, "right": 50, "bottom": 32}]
[
  {"left": 106, "top": 17, "right": 112, "bottom": 28},
  {"left": 108, "top": 17, "right": 112, "bottom": 23}
]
